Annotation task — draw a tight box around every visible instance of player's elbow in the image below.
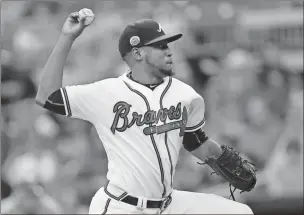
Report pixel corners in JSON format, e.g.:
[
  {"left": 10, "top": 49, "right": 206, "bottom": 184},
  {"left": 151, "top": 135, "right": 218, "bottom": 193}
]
[
  {"left": 35, "top": 84, "right": 56, "bottom": 106},
  {"left": 35, "top": 98, "right": 45, "bottom": 108},
  {"left": 35, "top": 88, "right": 55, "bottom": 108},
  {"left": 35, "top": 89, "right": 51, "bottom": 108},
  {"left": 35, "top": 92, "right": 47, "bottom": 107}
]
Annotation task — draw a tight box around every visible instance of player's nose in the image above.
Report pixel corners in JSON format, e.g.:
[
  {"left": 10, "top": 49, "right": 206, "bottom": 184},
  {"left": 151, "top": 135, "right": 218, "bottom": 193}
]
[{"left": 165, "top": 48, "right": 172, "bottom": 57}]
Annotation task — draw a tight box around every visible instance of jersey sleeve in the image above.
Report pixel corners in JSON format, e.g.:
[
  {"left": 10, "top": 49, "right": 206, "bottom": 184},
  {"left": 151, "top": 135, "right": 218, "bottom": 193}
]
[
  {"left": 61, "top": 82, "right": 101, "bottom": 122},
  {"left": 185, "top": 90, "right": 206, "bottom": 132}
]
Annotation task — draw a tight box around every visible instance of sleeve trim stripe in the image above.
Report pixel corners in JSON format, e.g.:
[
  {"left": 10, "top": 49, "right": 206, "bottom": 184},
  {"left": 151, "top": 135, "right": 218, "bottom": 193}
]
[
  {"left": 61, "top": 88, "right": 72, "bottom": 117},
  {"left": 185, "top": 118, "right": 205, "bottom": 131},
  {"left": 46, "top": 99, "right": 65, "bottom": 106},
  {"left": 60, "top": 88, "right": 69, "bottom": 116}
]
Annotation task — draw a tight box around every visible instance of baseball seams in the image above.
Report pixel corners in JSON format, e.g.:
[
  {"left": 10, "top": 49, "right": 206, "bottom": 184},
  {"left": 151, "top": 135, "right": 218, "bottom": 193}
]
[{"left": 78, "top": 8, "right": 95, "bottom": 26}]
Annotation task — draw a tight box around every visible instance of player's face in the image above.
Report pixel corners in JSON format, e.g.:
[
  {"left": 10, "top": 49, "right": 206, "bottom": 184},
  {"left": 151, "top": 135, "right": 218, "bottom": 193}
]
[{"left": 143, "top": 42, "right": 174, "bottom": 77}]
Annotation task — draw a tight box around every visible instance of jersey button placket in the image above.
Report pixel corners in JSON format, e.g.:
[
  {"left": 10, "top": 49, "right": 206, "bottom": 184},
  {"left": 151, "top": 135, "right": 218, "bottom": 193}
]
[
  {"left": 151, "top": 94, "right": 162, "bottom": 142},
  {"left": 152, "top": 92, "right": 171, "bottom": 194}
]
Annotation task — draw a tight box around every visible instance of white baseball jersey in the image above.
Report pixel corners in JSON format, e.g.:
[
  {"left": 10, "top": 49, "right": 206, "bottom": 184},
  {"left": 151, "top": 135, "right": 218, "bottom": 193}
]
[{"left": 61, "top": 72, "right": 205, "bottom": 199}]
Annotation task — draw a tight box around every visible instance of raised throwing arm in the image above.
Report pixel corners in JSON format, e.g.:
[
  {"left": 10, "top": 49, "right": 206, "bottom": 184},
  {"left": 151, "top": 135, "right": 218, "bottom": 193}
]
[{"left": 35, "top": 11, "right": 92, "bottom": 106}]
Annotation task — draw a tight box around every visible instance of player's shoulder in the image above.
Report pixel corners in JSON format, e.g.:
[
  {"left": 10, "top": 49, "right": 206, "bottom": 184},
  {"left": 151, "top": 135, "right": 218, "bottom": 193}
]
[
  {"left": 171, "top": 77, "right": 197, "bottom": 94},
  {"left": 63, "top": 78, "right": 120, "bottom": 96},
  {"left": 171, "top": 77, "right": 204, "bottom": 104},
  {"left": 99, "top": 77, "right": 120, "bottom": 84},
  {"left": 85, "top": 77, "right": 121, "bottom": 89}
]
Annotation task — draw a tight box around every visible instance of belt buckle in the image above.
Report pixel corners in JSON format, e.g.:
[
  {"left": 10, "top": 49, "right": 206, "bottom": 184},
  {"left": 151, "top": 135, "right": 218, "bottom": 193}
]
[{"left": 160, "top": 195, "right": 172, "bottom": 210}]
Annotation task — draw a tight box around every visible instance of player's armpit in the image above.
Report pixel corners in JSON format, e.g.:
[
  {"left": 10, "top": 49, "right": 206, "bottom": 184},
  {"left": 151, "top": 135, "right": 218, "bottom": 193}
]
[
  {"left": 41, "top": 89, "right": 67, "bottom": 115},
  {"left": 183, "top": 128, "right": 209, "bottom": 152}
]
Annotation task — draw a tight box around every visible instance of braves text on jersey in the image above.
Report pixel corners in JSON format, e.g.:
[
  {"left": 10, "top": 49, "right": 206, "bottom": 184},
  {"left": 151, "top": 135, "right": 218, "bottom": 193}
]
[{"left": 60, "top": 72, "right": 205, "bottom": 199}]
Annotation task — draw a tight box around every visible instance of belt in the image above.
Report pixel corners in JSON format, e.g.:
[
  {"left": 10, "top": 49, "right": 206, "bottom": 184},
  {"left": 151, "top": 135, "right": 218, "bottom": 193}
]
[
  {"left": 104, "top": 181, "right": 172, "bottom": 210},
  {"left": 121, "top": 194, "right": 172, "bottom": 210}
]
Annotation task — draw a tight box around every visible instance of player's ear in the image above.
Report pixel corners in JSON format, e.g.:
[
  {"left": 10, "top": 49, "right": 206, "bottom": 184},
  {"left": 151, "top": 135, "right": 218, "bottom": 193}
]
[{"left": 131, "top": 48, "right": 143, "bottom": 61}]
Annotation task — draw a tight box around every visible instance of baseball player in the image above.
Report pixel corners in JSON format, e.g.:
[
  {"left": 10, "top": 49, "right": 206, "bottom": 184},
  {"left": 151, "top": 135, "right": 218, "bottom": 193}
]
[{"left": 35, "top": 11, "right": 257, "bottom": 214}]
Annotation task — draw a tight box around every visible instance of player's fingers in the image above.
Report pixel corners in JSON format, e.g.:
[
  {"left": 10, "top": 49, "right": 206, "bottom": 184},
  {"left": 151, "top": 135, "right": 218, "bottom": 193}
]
[
  {"left": 78, "top": 15, "right": 87, "bottom": 24},
  {"left": 68, "top": 12, "right": 79, "bottom": 22},
  {"left": 69, "top": 12, "right": 79, "bottom": 18}
]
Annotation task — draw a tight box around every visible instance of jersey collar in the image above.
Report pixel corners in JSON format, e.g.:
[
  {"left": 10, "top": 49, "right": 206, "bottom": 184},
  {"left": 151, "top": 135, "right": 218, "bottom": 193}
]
[{"left": 120, "top": 71, "right": 170, "bottom": 93}]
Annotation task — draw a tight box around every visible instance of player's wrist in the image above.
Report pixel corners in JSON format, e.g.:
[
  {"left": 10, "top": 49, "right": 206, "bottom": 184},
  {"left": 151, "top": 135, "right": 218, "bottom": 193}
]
[{"left": 59, "top": 33, "right": 77, "bottom": 43}]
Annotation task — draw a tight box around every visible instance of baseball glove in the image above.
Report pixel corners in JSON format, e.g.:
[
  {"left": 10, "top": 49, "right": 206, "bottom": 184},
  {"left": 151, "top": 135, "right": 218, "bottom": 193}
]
[{"left": 199, "top": 145, "right": 257, "bottom": 201}]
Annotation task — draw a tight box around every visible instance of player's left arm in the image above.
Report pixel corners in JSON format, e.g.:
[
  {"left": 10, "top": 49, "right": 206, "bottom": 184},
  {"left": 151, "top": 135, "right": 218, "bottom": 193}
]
[
  {"left": 183, "top": 91, "right": 257, "bottom": 196},
  {"left": 183, "top": 129, "right": 222, "bottom": 161},
  {"left": 182, "top": 91, "right": 248, "bottom": 162},
  {"left": 182, "top": 91, "right": 222, "bottom": 160}
]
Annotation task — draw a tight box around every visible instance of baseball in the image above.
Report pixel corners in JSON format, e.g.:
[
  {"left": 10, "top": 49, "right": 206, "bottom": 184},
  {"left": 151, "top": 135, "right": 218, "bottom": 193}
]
[{"left": 78, "top": 8, "right": 95, "bottom": 26}]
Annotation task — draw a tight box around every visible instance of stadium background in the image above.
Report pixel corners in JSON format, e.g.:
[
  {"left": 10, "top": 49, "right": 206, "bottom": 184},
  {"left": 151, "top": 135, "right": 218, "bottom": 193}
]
[{"left": 1, "top": 0, "right": 303, "bottom": 214}]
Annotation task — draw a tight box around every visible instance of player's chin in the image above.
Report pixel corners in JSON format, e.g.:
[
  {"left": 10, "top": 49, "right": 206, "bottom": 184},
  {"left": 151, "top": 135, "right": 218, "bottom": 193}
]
[
  {"left": 160, "top": 69, "right": 174, "bottom": 77},
  {"left": 161, "top": 65, "right": 174, "bottom": 76}
]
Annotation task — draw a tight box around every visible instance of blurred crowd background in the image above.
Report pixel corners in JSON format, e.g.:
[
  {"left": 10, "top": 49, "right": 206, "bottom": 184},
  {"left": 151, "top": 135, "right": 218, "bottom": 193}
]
[{"left": 1, "top": 0, "right": 303, "bottom": 214}]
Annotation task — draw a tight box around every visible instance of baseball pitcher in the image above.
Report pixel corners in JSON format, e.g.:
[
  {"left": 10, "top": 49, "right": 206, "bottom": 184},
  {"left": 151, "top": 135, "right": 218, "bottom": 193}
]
[{"left": 35, "top": 10, "right": 257, "bottom": 214}]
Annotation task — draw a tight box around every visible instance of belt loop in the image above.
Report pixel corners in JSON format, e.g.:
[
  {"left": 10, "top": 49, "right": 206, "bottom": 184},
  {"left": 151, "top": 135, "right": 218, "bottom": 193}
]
[
  {"left": 136, "top": 197, "right": 142, "bottom": 208},
  {"left": 136, "top": 196, "right": 148, "bottom": 209},
  {"left": 136, "top": 197, "right": 143, "bottom": 209},
  {"left": 142, "top": 197, "right": 148, "bottom": 209}
]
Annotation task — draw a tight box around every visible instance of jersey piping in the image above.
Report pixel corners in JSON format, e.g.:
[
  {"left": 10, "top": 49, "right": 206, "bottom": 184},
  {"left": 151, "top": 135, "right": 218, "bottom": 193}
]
[
  {"left": 185, "top": 118, "right": 205, "bottom": 131},
  {"left": 123, "top": 81, "right": 167, "bottom": 198},
  {"left": 159, "top": 77, "right": 174, "bottom": 188}
]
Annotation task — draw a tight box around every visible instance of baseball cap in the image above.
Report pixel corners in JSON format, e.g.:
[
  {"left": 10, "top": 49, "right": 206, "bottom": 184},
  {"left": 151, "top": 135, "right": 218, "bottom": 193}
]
[{"left": 118, "top": 19, "right": 182, "bottom": 57}]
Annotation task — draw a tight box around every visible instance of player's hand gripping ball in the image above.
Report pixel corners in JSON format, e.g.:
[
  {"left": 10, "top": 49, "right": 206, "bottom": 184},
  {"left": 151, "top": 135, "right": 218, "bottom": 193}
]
[
  {"left": 78, "top": 8, "right": 95, "bottom": 26},
  {"left": 62, "top": 8, "right": 95, "bottom": 40}
]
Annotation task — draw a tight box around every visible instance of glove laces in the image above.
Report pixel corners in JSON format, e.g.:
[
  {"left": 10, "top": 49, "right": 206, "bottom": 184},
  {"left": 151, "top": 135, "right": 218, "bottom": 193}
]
[
  {"left": 229, "top": 183, "right": 237, "bottom": 201},
  {"left": 197, "top": 147, "right": 257, "bottom": 201}
]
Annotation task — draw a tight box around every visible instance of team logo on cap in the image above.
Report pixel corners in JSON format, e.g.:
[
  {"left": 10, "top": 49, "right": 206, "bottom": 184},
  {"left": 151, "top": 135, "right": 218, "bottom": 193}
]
[
  {"left": 157, "top": 23, "right": 162, "bottom": 32},
  {"left": 130, "top": 36, "right": 140, "bottom": 46}
]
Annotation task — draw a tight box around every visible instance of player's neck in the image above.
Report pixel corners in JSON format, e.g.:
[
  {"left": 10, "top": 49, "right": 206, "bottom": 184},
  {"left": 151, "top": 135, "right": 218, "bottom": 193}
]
[{"left": 130, "top": 68, "right": 163, "bottom": 85}]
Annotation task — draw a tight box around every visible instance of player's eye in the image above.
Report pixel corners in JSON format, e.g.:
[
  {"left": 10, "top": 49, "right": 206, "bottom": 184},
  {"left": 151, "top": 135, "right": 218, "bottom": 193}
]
[
  {"left": 157, "top": 44, "right": 168, "bottom": 50},
  {"left": 149, "top": 44, "right": 169, "bottom": 50}
]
